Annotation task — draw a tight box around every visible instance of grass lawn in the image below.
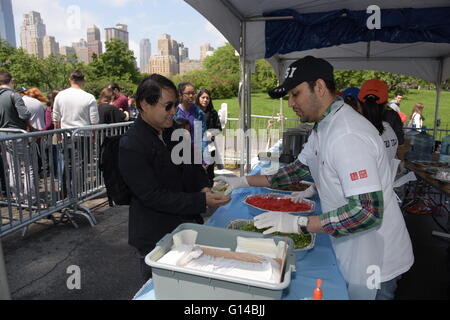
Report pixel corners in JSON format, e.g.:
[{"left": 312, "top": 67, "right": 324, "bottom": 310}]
[{"left": 215, "top": 89, "right": 450, "bottom": 131}]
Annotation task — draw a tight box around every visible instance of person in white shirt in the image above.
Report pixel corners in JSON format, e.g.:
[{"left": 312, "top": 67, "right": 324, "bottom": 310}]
[
  {"left": 52, "top": 70, "right": 99, "bottom": 197},
  {"left": 216, "top": 56, "right": 414, "bottom": 300},
  {"left": 408, "top": 103, "right": 425, "bottom": 131},
  {"left": 52, "top": 70, "right": 99, "bottom": 129},
  {"left": 22, "top": 92, "right": 46, "bottom": 131},
  {"left": 389, "top": 95, "right": 403, "bottom": 114}
]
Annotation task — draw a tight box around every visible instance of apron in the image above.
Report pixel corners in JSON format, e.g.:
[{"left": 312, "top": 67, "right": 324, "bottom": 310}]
[{"left": 304, "top": 104, "right": 383, "bottom": 300}]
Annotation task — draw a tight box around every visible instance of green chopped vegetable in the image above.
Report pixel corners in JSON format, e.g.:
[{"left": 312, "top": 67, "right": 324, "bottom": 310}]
[{"left": 235, "top": 223, "right": 313, "bottom": 250}]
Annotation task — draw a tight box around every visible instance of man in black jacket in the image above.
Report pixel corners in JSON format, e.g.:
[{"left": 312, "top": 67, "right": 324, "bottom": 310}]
[{"left": 119, "top": 74, "right": 230, "bottom": 283}]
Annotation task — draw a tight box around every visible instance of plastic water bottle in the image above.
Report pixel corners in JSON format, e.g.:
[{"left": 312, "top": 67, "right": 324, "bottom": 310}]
[
  {"left": 405, "top": 128, "right": 420, "bottom": 161},
  {"left": 439, "top": 135, "right": 450, "bottom": 164},
  {"left": 410, "top": 130, "right": 434, "bottom": 161}
]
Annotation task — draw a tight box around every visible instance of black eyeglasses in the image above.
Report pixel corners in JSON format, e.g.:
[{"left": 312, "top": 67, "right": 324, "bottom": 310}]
[{"left": 183, "top": 92, "right": 196, "bottom": 96}]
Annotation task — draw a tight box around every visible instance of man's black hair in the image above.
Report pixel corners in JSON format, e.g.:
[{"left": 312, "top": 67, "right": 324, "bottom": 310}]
[
  {"left": 136, "top": 74, "right": 178, "bottom": 111},
  {"left": 70, "top": 70, "right": 85, "bottom": 83}
]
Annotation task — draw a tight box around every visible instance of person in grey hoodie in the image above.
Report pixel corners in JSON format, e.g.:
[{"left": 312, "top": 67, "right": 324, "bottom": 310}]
[{"left": 0, "top": 71, "right": 36, "bottom": 205}]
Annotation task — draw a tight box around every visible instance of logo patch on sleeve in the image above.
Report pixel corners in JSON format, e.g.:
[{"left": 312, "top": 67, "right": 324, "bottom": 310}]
[
  {"left": 350, "top": 172, "right": 359, "bottom": 181},
  {"left": 359, "top": 170, "right": 368, "bottom": 179}
]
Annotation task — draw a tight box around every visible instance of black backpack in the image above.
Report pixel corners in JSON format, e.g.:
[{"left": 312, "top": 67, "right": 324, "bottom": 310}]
[{"left": 99, "top": 135, "right": 131, "bottom": 206}]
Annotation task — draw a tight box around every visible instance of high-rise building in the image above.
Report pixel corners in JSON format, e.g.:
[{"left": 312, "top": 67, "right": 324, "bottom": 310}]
[
  {"left": 148, "top": 55, "right": 178, "bottom": 78},
  {"left": 0, "top": 0, "right": 16, "bottom": 47},
  {"left": 43, "top": 35, "right": 59, "bottom": 58},
  {"left": 158, "top": 34, "right": 171, "bottom": 56},
  {"left": 200, "top": 43, "right": 214, "bottom": 61},
  {"left": 178, "top": 43, "right": 189, "bottom": 62},
  {"left": 105, "top": 24, "right": 129, "bottom": 48},
  {"left": 140, "top": 39, "right": 151, "bottom": 73},
  {"left": 60, "top": 46, "right": 76, "bottom": 57},
  {"left": 87, "top": 25, "right": 102, "bottom": 63},
  {"left": 20, "top": 11, "right": 46, "bottom": 58},
  {"left": 171, "top": 39, "right": 180, "bottom": 73},
  {"left": 72, "top": 39, "right": 89, "bottom": 64}
]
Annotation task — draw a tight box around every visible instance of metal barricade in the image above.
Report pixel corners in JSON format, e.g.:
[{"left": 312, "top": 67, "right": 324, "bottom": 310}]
[
  {"left": 69, "top": 122, "right": 133, "bottom": 208},
  {"left": 0, "top": 129, "right": 75, "bottom": 237},
  {"left": 0, "top": 122, "right": 133, "bottom": 238}
]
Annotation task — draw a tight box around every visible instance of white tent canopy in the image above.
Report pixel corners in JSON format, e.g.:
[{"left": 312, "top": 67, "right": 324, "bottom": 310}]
[{"left": 185, "top": 0, "right": 450, "bottom": 174}]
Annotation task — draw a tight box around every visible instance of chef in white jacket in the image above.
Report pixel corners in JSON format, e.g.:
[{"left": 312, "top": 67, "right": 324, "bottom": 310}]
[{"left": 215, "top": 56, "right": 414, "bottom": 300}]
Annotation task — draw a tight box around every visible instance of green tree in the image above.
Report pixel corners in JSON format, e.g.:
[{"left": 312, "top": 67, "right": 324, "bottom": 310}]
[
  {"left": 90, "top": 38, "right": 139, "bottom": 84},
  {"left": 203, "top": 43, "right": 240, "bottom": 76},
  {"left": 252, "top": 59, "right": 278, "bottom": 93}
]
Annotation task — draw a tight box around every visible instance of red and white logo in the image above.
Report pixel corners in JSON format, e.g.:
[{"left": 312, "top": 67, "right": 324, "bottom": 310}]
[
  {"left": 359, "top": 170, "right": 368, "bottom": 179},
  {"left": 350, "top": 172, "right": 359, "bottom": 181}
]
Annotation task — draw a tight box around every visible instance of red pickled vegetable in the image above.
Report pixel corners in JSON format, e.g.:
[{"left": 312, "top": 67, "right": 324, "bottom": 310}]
[{"left": 246, "top": 195, "right": 313, "bottom": 212}]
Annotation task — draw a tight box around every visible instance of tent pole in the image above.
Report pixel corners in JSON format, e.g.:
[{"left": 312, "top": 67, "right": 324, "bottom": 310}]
[
  {"left": 239, "top": 20, "right": 249, "bottom": 176},
  {"left": 278, "top": 60, "right": 285, "bottom": 138},
  {"left": 0, "top": 239, "right": 11, "bottom": 300},
  {"left": 433, "top": 58, "right": 444, "bottom": 143}
]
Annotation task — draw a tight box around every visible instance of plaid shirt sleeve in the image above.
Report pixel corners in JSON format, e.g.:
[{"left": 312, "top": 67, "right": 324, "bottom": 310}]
[
  {"left": 268, "top": 160, "right": 311, "bottom": 189},
  {"left": 320, "top": 191, "right": 384, "bottom": 238}
]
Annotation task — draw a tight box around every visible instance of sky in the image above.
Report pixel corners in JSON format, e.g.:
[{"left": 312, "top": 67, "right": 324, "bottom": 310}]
[{"left": 11, "top": 0, "right": 228, "bottom": 64}]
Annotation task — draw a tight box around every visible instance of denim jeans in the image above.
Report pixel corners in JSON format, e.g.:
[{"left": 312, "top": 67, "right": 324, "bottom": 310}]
[{"left": 375, "top": 275, "right": 402, "bottom": 300}]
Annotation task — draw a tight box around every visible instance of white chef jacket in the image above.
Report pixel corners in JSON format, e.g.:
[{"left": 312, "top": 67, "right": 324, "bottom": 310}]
[{"left": 298, "top": 101, "right": 414, "bottom": 300}]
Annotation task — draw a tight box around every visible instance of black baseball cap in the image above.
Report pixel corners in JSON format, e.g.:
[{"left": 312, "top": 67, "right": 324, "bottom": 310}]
[{"left": 268, "top": 56, "right": 335, "bottom": 99}]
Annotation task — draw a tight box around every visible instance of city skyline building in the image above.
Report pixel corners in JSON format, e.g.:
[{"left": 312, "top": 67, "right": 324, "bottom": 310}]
[
  {"left": 0, "top": 0, "right": 16, "bottom": 47},
  {"left": 157, "top": 33, "right": 172, "bottom": 56},
  {"left": 200, "top": 43, "right": 214, "bottom": 61},
  {"left": 178, "top": 42, "right": 189, "bottom": 62},
  {"left": 20, "top": 11, "right": 46, "bottom": 58},
  {"left": 148, "top": 55, "right": 178, "bottom": 78},
  {"left": 43, "top": 35, "right": 59, "bottom": 58},
  {"left": 105, "top": 23, "right": 129, "bottom": 48},
  {"left": 60, "top": 45, "right": 76, "bottom": 57},
  {"left": 180, "top": 59, "right": 203, "bottom": 75},
  {"left": 87, "top": 25, "right": 102, "bottom": 63},
  {"left": 72, "top": 38, "right": 89, "bottom": 64},
  {"left": 139, "top": 38, "right": 151, "bottom": 72}
]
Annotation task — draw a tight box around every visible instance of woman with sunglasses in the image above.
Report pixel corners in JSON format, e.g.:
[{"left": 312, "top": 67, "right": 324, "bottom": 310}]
[{"left": 119, "top": 75, "right": 230, "bottom": 283}]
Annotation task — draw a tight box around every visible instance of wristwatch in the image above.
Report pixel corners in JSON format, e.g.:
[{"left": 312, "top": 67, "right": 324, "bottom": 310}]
[{"left": 298, "top": 216, "right": 309, "bottom": 234}]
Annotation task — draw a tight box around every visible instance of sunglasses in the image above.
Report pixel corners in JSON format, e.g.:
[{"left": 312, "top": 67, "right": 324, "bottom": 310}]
[{"left": 163, "top": 101, "right": 177, "bottom": 112}]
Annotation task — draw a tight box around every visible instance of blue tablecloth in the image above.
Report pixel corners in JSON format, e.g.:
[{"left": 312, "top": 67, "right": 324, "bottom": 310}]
[
  {"left": 134, "top": 160, "right": 349, "bottom": 300},
  {"left": 134, "top": 186, "right": 349, "bottom": 300}
]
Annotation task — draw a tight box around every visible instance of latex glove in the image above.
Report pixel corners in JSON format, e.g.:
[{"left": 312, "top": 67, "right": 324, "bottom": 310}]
[
  {"left": 254, "top": 212, "right": 300, "bottom": 235},
  {"left": 213, "top": 176, "right": 250, "bottom": 197},
  {"left": 291, "top": 185, "right": 317, "bottom": 203}
]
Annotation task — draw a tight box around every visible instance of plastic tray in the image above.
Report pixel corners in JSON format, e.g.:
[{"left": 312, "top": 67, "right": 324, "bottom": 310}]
[
  {"left": 264, "top": 181, "right": 314, "bottom": 193},
  {"left": 244, "top": 193, "right": 316, "bottom": 213},
  {"left": 227, "top": 219, "right": 316, "bottom": 252},
  {"left": 145, "top": 223, "right": 296, "bottom": 300}
]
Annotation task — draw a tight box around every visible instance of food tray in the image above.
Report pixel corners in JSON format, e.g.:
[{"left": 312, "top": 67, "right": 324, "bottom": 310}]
[
  {"left": 226, "top": 219, "right": 316, "bottom": 252},
  {"left": 145, "top": 223, "right": 296, "bottom": 300},
  {"left": 265, "top": 181, "right": 314, "bottom": 193},
  {"left": 244, "top": 193, "right": 315, "bottom": 213}
]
